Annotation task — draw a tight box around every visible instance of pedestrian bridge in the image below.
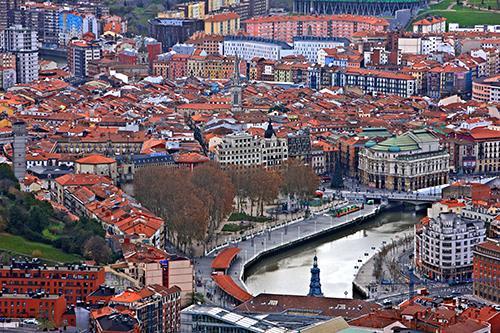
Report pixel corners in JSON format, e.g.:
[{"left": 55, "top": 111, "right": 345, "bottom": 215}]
[{"left": 340, "top": 191, "right": 440, "bottom": 203}]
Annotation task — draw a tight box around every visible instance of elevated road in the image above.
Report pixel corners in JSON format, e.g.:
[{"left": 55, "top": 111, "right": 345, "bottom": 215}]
[{"left": 340, "top": 190, "right": 440, "bottom": 203}]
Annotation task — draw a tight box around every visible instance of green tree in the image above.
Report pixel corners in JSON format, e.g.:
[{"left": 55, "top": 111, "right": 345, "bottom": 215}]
[
  {"left": 330, "top": 160, "right": 344, "bottom": 189},
  {"left": 0, "top": 164, "right": 17, "bottom": 182}
]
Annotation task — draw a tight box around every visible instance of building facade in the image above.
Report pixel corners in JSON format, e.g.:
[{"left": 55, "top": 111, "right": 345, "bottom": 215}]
[
  {"left": 0, "top": 25, "right": 38, "bottom": 83},
  {"left": 415, "top": 212, "right": 486, "bottom": 281},
  {"left": 215, "top": 129, "right": 288, "bottom": 167},
  {"left": 0, "top": 293, "right": 67, "bottom": 326},
  {"left": 292, "top": 36, "right": 349, "bottom": 63},
  {"left": 473, "top": 239, "right": 499, "bottom": 303},
  {"left": 244, "top": 14, "right": 388, "bottom": 43},
  {"left": 412, "top": 16, "right": 446, "bottom": 34},
  {"left": 67, "top": 39, "right": 102, "bottom": 78},
  {"left": 473, "top": 75, "right": 500, "bottom": 103},
  {"left": 220, "top": 36, "right": 293, "bottom": 61},
  {"left": 149, "top": 18, "right": 204, "bottom": 52},
  {"left": 0, "top": 260, "right": 106, "bottom": 304},
  {"left": 359, "top": 130, "right": 449, "bottom": 191},
  {"left": 330, "top": 68, "right": 416, "bottom": 97},
  {"left": 204, "top": 12, "right": 240, "bottom": 35}
]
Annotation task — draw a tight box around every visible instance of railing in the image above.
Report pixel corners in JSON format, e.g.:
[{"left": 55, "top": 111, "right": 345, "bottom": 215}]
[{"left": 204, "top": 201, "right": 347, "bottom": 256}]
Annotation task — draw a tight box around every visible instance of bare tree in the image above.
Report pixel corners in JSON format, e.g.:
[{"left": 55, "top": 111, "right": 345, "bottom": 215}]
[
  {"left": 191, "top": 162, "right": 235, "bottom": 236},
  {"left": 281, "top": 159, "right": 320, "bottom": 206},
  {"left": 83, "top": 236, "right": 112, "bottom": 264}
]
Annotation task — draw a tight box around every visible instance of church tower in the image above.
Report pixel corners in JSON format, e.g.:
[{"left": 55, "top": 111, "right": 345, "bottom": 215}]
[
  {"left": 12, "top": 121, "right": 26, "bottom": 181},
  {"left": 231, "top": 55, "right": 243, "bottom": 113},
  {"left": 308, "top": 255, "right": 323, "bottom": 297}
]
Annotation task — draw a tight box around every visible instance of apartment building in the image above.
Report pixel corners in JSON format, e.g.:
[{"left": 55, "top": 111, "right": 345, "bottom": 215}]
[
  {"left": 415, "top": 212, "right": 486, "bottom": 281},
  {"left": 214, "top": 123, "right": 288, "bottom": 167},
  {"left": 0, "top": 25, "right": 38, "bottom": 83},
  {"left": 67, "top": 39, "right": 102, "bottom": 78},
  {"left": 244, "top": 14, "right": 389, "bottom": 43},
  {"left": 220, "top": 35, "right": 293, "bottom": 61},
  {"left": 473, "top": 239, "right": 500, "bottom": 304},
  {"left": 473, "top": 75, "right": 500, "bottom": 103},
  {"left": 331, "top": 68, "right": 416, "bottom": 97},
  {"left": 204, "top": 12, "right": 240, "bottom": 35}
]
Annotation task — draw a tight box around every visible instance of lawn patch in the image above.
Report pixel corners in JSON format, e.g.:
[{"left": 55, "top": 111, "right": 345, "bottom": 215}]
[
  {"left": 0, "top": 233, "right": 80, "bottom": 263},
  {"left": 228, "top": 212, "right": 272, "bottom": 223}
]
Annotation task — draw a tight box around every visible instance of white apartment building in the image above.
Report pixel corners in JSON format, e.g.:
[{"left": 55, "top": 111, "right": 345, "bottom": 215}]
[
  {"left": 220, "top": 36, "right": 293, "bottom": 61},
  {"left": 412, "top": 16, "right": 446, "bottom": 34},
  {"left": 214, "top": 131, "right": 288, "bottom": 167},
  {"left": 398, "top": 36, "right": 453, "bottom": 55},
  {"left": 0, "top": 25, "right": 38, "bottom": 83},
  {"left": 448, "top": 23, "right": 500, "bottom": 33},
  {"left": 292, "top": 36, "right": 349, "bottom": 63},
  {"left": 415, "top": 212, "right": 486, "bottom": 281}
]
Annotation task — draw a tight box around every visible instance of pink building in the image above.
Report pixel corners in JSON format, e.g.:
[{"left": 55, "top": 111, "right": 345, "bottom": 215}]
[{"left": 245, "top": 14, "right": 389, "bottom": 43}]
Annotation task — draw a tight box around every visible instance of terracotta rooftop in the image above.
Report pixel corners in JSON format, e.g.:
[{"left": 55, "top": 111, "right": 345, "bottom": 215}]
[
  {"left": 76, "top": 154, "right": 116, "bottom": 165},
  {"left": 212, "top": 274, "right": 252, "bottom": 303}
]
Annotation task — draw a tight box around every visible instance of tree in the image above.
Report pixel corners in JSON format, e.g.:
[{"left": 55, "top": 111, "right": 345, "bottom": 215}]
[
  {"left": 191, "top": 162, "right": 235, "bottom": 236},
  {"left": 281, "top": 159, "right": 319, "bottom": 204},
  {"left": 250, "top": 167, "right": 282, "bottom": 216},
  {"left": 0, "top": 164, "right": 17, "bottom": 182},
  {"left": 134, "top": 166, "right": 211, "bottom": 252},
  {"left": 227, "top": 166, "right": 250, "bottom": 212},
  {"left": 330, "top": 159, "right": 344, "bottom": 189},
  {"left": 83, "top": 236, "right": 112, "bottom": 264}
]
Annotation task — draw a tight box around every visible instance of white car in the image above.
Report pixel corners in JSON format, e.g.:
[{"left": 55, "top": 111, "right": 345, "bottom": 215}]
[{"left": 23, "top": 318, "right": 39, "bottom": 325}]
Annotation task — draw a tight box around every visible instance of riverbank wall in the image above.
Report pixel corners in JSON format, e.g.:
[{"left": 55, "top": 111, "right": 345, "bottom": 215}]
[
  {"left": 239, "top": 205, "right": 382, "bottom": 287},
  {"left": 353, "top": 234, "right": 414, "bottom": 299}
]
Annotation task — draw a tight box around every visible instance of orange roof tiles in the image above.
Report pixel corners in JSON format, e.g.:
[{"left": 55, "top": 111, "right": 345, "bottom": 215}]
[
  {"left": 470, "top": 127, "right": 500, "bottom": 140},
  {"left": 414, "top": 16, "right": 447, "bottom": 26},
  {"left": 76, "top": 154, "right": 116, "bottom": 165},
  {"left": 205, "top": 12, "right": 240, "bottom": 22},
  {"left": 211, "top": 247, "right": 240, "bottom": 270},
  {"left": 212, "top": 274, "right": 252, "bottom": 303},
  {"left": 111, "top": 289, "right": 148, "bottom": 304},
  {"left": 55, "top": 174, "right": 111, "bottom": 186},
  {"left": 174, "top": 152, "right": 209, "bottom": 164}
]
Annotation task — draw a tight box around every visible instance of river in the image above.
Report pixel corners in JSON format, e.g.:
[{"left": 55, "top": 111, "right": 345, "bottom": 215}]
[{"left": 244, "top": 206, "right": 425, "bottom": 298}]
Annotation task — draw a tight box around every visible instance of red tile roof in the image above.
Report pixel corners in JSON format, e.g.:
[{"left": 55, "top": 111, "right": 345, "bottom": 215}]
[
  {"left": 212, "top": 274, "right": 252, "bottom": 303},
  {"left": 55, "top": 174, "right": 111, "bottom": 186},
  {"left": 76, "top": 154, "right": 116, "bottom": 165},
  {"left": 211, "top": 247, "right": 240, "bottom": 270}
]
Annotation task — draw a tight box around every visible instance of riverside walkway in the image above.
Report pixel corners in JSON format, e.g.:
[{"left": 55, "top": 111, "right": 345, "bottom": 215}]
[{"left": 194, "top": 203, "right": 381, "bottom": 308}]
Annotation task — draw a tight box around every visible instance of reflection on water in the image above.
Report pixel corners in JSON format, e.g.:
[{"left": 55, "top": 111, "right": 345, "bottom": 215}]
[{"left": 244, "top": 207, "right": 424, "bottom": 298}]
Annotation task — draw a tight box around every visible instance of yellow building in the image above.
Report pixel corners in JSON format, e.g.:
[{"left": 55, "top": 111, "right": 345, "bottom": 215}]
[
  {"left": 204, "top": 12, "right": 240, "bottom": 36},
  {"left": 157, "top": 10, "right": 185, "bottom": 18},
  {"left": 187, "top": 56, "right": 205, "bottom": 77},
  {"left": 158, "top": 1, "right": 206, "bottom": 19},
  {"left": 207, "top": 0, "right": 223, "bottom": 12},
  {"left": 182, "top": 1, "right": 205, "bottom": 19}
]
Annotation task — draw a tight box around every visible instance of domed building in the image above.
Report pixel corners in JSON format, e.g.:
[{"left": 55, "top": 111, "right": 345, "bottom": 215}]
[{"left": 359, "top": 129, "right": 449, "bottom": 191}]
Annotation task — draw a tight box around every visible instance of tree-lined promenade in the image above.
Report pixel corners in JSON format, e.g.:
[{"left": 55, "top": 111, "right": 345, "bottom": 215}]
[{"left": 134, "top": 160, "right": 320, "bottom": 254}]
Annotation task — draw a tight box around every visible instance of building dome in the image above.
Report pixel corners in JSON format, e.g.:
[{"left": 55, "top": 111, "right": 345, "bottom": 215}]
[
  {"left": 364, "top": 140, "right": 376, "bottom": 148},
  {"left": 388, "top": 145, "right": 401, "bottom": 153}
]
